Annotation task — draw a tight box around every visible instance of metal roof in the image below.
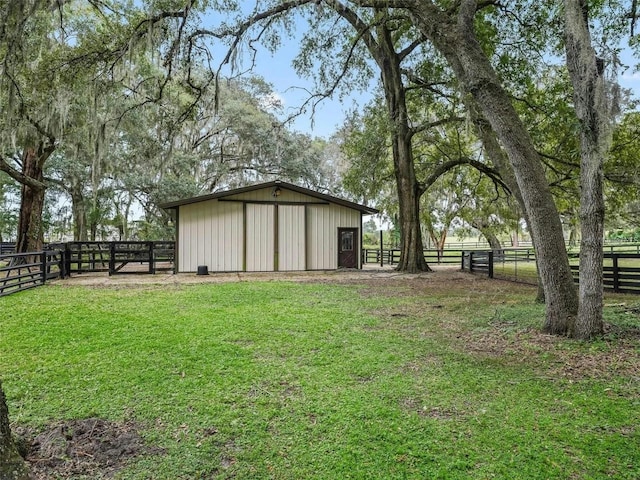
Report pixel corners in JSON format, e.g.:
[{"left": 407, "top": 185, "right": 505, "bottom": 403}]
[{"left": 158, "top": 180, "right": 379, "bottom": 214}]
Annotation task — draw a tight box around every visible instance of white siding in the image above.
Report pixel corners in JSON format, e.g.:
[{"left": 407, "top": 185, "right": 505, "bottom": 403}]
[
  {"left": 279, "top": 205, "right": 306, "bottom": 271},
  {"left": 307, "top": 205, "right": 360, "bottom": 270},
  {"left": 246, "top": 204, "right": 275, "bottom": 271},
  {"left": 178, "top": 200, "right": 243, "bottom": 272}
]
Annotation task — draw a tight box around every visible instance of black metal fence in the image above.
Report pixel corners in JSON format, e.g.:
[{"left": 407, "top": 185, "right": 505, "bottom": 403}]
[{"left": 0, "top": 241, "right": 174, "bottom": 297}]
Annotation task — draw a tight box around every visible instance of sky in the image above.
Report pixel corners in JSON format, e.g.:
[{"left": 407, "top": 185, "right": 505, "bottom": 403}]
[
  {"left": 252, "top": 48, "right": 376, "bottom": 139},
  {"left": 209, "top": 11, "right": 377, "bottom": 140}
]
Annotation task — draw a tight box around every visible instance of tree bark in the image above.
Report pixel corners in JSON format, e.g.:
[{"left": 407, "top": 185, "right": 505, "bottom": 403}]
[
  {"left": 15, "top": 148, "right": 46, "bottom": 253},
  {"left": 564, "top": 0, "right": 606, "bottom": 339},
  {"left": 410, "top": 2, "right": 578, "bottom": 332},
  {"left": 0, "top": 382, "right": 30, "bottom": 480},
  {"left": 376, "top": 18, "right": 430, "bottom": 272},
  {"left": 331, "top": 4, "right": 430, "bottom": 272},
  {"left": 70, "top": 183, "right": 88, "bottom": 241},
  {"left": 470, "top": 218, "right": 501, "bottom": 251},
  {"left": 466, "top": 97, "right": 550, "bottom": 299}
]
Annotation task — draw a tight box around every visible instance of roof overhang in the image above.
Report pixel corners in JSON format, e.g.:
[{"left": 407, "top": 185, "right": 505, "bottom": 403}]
[{"left": 159, "top": 180, "right": 379, "bottom": 215}]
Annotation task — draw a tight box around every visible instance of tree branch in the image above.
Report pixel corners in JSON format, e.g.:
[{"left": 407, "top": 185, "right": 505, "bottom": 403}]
[
  {"left": 418, "top": 157, "right": 509, "bottom": 195},
  {"left": 0, "top": 156, "right": 46, "bottom": 189},
  {"left": 398, "top": 35, "right": 425, "bottom": 61},
  {"left": 411, "top": 116, "right": 465, "bottom": 136},
  {"left": 457, "top": 0, "right": 478, "bottom": 31}
]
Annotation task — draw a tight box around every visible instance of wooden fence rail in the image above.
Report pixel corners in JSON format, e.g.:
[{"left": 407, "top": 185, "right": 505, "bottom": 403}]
[
  {"left": 570, "top": 253, "right": 640, "bottom": 294},
  {"left": 364, "top": 248, "right": 465, "bottom": 266},
  {"left": 461, "top": 251, "right": 494, "bottom": 278},
  {"left": 0, "top": 242, "right": 15, "bottom": 255},
  {"left": 0, "top": 241, "right": 174, "bottom": 297},
  {"left": 0, "top": 250, "right": 65, "bottom": 297},
  {"left": 62, "top": 241, "right": 175, "bottom": 275}
]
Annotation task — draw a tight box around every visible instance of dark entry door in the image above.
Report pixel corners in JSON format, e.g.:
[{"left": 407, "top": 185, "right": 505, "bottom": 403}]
[{"left": 338, "top": 228, "right": 358, "bottom": 268}]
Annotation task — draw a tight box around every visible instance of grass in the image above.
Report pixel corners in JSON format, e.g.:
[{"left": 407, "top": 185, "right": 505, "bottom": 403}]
[
  {"left": 1, "top": 276, "right": 639, "bottom": 479},
  {"left": 493, "top": 260, "right": 539, "bottom": 285}
]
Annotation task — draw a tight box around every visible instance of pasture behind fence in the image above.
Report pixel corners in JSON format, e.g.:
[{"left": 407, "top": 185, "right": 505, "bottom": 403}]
[
  {"left": 462, "top": 248, "right": 640, "bottom": 294},
  {"left": 363, "top": 248, "right": 464, "bottom": 266}
]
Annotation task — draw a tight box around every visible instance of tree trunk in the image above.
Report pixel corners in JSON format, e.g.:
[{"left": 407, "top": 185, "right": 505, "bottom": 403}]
[
  {"left": 470, "top": 218, "right": 501, "bottom": 251},
  {"left": 377, "top": 22, "right": 430, "bottom": 273},
  {"left": 332, "top": 5, "right": 430, "bottom": 272},
  {"left": 0, "top": 382, "right": 30, "bottom": 480},
  {"left": 15, "top": 148, "right": 45, "bottom": 254},
  {"left": 465, "top": 44, "right": 550, "bottom": 303},
  {"left": 122, "top": 198, "right": 132, "bottom": 241},
  {"left": 410, "top": 3, "right": 577, "bottom": 333},
  {"left": 483, "top": 230, "right": 501, "bottom": 251},
  {"left": 564, "top": 0, "right": 606, "bottom": 339},
  {"left": 70, "top": 184, "right": 88, "bottom": 241}
]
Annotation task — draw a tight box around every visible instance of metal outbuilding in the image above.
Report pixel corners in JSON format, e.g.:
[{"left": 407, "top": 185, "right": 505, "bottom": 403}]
[{"left": 160, "top": 180, "right": 378, "bottom": 273}]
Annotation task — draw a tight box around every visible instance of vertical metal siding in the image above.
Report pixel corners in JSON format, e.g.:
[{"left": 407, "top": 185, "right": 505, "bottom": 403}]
[
  {"left": 307, "top": 205, "right": 360, "bottom": 269},
  {"left": 246, "top": 204, "right": 275, "bottom": 271},
  {"left": 178, "top": 200, "right": 243, "bottom": 272},
  {"left": 279, "top": 205, "right": 306, "bottom": 271},
  {"left": 177, "top": 187, "right": 364, "bottom": 272}
]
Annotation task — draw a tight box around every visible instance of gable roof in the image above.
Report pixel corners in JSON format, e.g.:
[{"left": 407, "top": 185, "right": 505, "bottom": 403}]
[{"left": 158, "top": 180, "right": 379, "bottom": 215}]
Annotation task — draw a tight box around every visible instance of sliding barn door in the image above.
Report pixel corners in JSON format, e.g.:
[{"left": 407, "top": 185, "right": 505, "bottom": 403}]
[
  {"left": 279, "top": 205, "right": 306, "bottom": 271},
  {"left": 246, "top": 204, "right": 275, "bottom": 271}
]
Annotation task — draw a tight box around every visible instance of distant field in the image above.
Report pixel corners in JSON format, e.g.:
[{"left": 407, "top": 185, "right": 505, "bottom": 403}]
[
  {"left": 492, "top": 255, "right": 640, "bottom": 286},
  {"left": 1, "top": 276, "right": 639, "bottom": 479}
]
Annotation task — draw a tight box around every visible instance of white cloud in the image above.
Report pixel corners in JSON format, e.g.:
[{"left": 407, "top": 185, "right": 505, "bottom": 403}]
[{"left": 620, "top": 72, "right": 640, "bottom": 82}]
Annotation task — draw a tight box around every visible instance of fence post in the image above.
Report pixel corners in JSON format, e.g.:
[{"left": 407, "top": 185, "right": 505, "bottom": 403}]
[
  {"left": 64, "top": 243, "right": 71, "bottom": 276},
  {"left": 149, "top": 241, "right": 155, "bottom": 274},
  {"left": 57, "top": 249, "right": 65, "bottom": 279},
  {"left": 41, "top": 251, "right": 47, "bottom": 285},
  {"left": 613, "top": 254, "right": 619, "bottom": 292},
  {"left": 379, "top": 230, "right": 383, "bottom": 267},
  {"left": 469, "top": 251, "right": 474, "bottom": 273},
  {"left": 461, "top": 251, "right": 465, "bottom": 271},
  {"left": 109, "top": 242, "right": 115, "bottom": 276},
  {"left": 488, "top": 251, "right": 494, "bottom": 278}
]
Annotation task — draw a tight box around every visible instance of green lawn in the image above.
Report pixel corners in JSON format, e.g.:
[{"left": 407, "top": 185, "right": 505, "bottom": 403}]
[{"left": 1, "top": 278, "right": 639, "bottom": 479}]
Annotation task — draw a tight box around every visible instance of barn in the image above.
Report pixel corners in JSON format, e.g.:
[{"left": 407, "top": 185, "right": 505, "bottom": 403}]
[{"left": 160, "top": 180, "right": 379, "bottom": 273}]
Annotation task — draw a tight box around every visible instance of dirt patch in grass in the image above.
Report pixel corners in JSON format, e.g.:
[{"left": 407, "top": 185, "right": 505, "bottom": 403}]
[
  {"left": 17, "top": 418, "right": 160, "bottom": 479},
  {"left": 459, "top": 321, "right": 640, "bottom": 382},
  {"left": 349, "top": 271, "right": 640, "bottom": 384},
  {"left": 53, "top": 265, "right": 463, "bottom": 289},
  {"left": 400, "top": 397, "right": 463, "bottom": 420}
]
